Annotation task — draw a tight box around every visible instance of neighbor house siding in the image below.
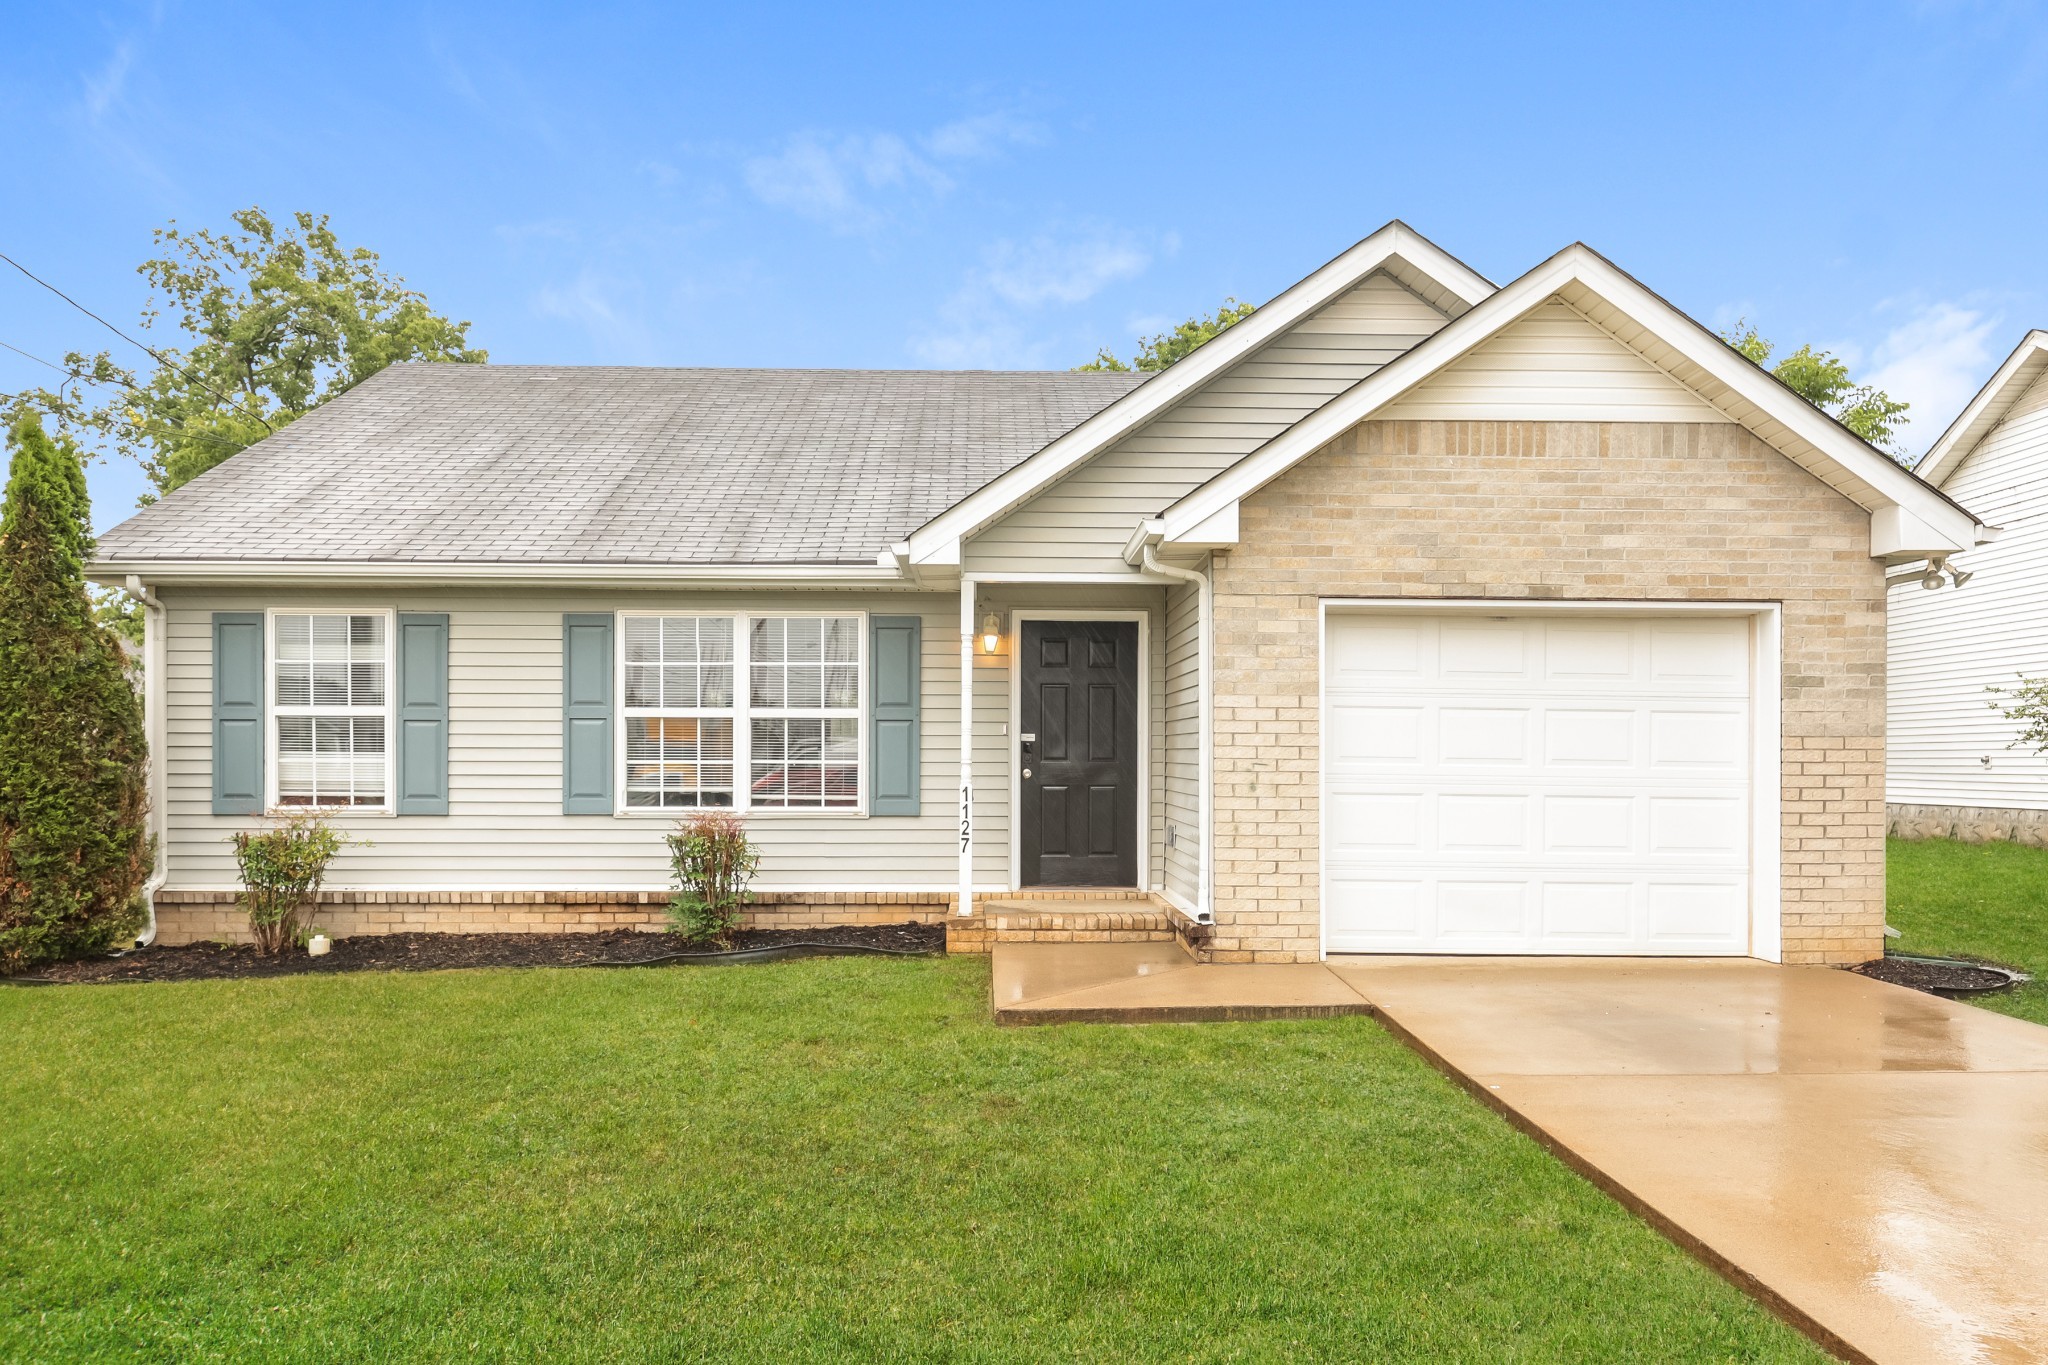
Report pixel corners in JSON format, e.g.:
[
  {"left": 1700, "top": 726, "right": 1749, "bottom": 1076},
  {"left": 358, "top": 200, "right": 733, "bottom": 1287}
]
[
  {"left": 964, "top": 273, "right": 1451, "bottom": 575},
  {"left": 1162, "top": 575, "right": 1202, "bottom": 909},
  {"left": 1378, "top": 300, "right": 1732, "bottom": 423},
  {"left": 1889, "top": 369, "right": 2048, "bottom": 811},
  {"left": 159, "top": 587, "right": 966, "bottom": 892},
  {"left": 1208, "top": 420, "right": 1884, "bottom": 967}
]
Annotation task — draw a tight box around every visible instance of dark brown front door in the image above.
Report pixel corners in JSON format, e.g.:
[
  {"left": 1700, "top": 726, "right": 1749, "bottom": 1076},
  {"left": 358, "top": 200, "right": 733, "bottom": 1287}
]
[{"left": 1019, "top": 620, "right": 1139, "bottom": 887}]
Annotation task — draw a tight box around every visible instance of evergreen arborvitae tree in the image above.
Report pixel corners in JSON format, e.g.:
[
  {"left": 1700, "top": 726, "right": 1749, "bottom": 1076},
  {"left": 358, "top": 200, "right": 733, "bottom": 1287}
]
[{"left": 0, "top": 414, "right": 150, "bottom": 972}]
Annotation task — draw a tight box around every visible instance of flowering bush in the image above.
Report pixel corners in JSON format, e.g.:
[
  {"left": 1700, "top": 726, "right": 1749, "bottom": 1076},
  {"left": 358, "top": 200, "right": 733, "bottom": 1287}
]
[
  {"left": 231, "top": 811, "right": 352, "bottom": 955},
  {"left": 664, "top": 812, "right": 759, "bottom": 948}
]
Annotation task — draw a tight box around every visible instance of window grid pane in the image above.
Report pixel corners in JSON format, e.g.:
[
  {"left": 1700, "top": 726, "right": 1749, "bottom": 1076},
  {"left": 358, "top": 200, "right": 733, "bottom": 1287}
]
[
  {"left": 628, "top": 614, "right": 862, "bottom": 813},
  {"left": 272, "top": 613, "right": 389, "bottom": 808}
]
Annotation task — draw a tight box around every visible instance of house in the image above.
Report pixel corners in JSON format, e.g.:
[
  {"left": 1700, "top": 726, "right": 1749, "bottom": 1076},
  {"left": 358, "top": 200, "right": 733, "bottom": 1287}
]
[
  {"left": 89, "top": 223, "right": 1990, "bottom": 965},
  {"left": 1888, "top": 330, "right": 2048, "bottom": 844}
]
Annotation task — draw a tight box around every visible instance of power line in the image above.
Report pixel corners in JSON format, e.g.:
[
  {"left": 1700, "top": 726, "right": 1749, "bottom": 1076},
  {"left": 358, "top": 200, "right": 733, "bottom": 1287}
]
[
  {"left": 1, "top": 337, "right": 251, "bottom": 454},
  {"left": 0, "top": 246, "right": 275, "bottom": 435}
]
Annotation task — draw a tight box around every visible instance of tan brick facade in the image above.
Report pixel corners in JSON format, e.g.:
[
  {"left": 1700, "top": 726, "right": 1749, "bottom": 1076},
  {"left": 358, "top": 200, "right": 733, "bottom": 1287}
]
[
  {"left": 1207, "top": 420, "right": 1886, "bottom": 967},
  {"left": 153, "top": 890, "right": 955, "bottom": 946}
]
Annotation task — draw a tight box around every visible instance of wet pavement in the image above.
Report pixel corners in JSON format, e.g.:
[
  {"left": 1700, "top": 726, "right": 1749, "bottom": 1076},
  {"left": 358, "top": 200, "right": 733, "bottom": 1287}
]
[
  {"left": 1328, "top": 957, "right": 2048, "bottom": 1365},
  {"left": 989, "top": 941, "right": 1371, "bottom": 1024}
]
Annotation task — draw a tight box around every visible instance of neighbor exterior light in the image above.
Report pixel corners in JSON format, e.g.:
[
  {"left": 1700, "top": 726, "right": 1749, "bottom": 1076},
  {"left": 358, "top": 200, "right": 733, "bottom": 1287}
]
[{"left": 981, "top": 613, "right": 1002, "bottom": 655}]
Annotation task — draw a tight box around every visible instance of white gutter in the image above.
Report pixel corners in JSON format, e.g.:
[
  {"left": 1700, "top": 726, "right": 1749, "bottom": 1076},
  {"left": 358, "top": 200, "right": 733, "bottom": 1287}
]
[
  {"left": 89, "top": 560, "right": 911, "bottom": 590},
  {"left": 1139, "top": 545, "right": 1214, "bottom": 925},
  {"left": 125, "top": 575, "right": 167, "bottom": 949}
]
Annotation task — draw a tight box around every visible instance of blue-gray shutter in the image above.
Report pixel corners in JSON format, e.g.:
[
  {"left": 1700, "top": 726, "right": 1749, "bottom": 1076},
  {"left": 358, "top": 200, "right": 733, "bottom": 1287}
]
[
  {"left": 211, "top": 612, "right": 265, "bottom": 815},
  {"left": 395, "top": 612, "right": 450, "bottom": 815},
  {"left": 869, "top": 615, "right": 921, "bottom": 816},
  {"left": 563, "top": 613, "right": 614, "bottom": 814}
]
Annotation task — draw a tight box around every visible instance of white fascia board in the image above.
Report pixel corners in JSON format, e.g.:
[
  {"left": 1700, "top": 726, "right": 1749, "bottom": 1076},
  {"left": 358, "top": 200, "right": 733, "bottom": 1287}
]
[
  {"left": 905, "top": 221, "right": 1496, "bottom": 565},
  {"left": 1163, "top": 500, "right": 1239, "bottom": 550},
  {"left": 1870, "top": 503, "right": 1971, "bottom": 560},
  {"left": 1915, "top": 330, "right": 2048, "bottom": 487},
  {"left": 1162, "top": 245, "right": 1987, "bottom": 554},
  {"left": 86, "top": 559, "right": 915, "bottom": 591}
]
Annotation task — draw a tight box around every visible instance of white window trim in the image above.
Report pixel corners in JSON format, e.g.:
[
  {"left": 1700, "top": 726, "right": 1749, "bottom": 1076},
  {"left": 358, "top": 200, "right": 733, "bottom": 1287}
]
[
  {"left": 614, "top": 609, "right": 870, "bottom": 817},
  {"left": 263, "top": 606, "right": 398, "bottom": 816}
]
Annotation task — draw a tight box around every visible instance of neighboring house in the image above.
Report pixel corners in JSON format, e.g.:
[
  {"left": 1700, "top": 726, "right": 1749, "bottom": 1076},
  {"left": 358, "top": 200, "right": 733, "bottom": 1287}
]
[
  {"left": 90, "top": 223, "right": 1989, "bottom": 965},
  {"left": 1889, "top": 330, "right": 2048, "bottom": 840}
]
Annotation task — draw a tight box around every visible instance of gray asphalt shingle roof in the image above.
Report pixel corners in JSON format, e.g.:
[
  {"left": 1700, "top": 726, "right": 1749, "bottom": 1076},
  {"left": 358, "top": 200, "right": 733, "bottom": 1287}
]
[{"left": 94, "top": 363, "right": 1150, "bottom": 566}]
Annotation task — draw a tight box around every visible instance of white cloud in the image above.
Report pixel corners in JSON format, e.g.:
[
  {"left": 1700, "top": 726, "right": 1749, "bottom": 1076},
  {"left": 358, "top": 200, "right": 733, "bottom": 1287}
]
[
  {"left": 741, "top": 112, "right": 1043, "bottom": 231},
  {"left": 532, "top": 270, "right": 656, "bottom": 360},
  {"left": 920, "top": 113, "right": 1044, "bottom": 160},
  {"left": 980, "top": 235, "right": 1151, "bottom": 308},
  {"left": 82, "top": 38, "right": 136, "bottom": 121},
  {"left": 742, "top": 132, "right": 950, "bottom": 229},
  {"left": 911, "top": 229, "right": 1153, "bottom": 368},
  {"left": 1862, "top": 302, "right": 2002, "bottom": 456}
]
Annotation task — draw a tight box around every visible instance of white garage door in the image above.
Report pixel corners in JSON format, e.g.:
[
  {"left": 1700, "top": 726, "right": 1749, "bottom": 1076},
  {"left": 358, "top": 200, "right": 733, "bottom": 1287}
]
[{"left": 1322, "top": 612, "right": 1755, "bottom": 955}]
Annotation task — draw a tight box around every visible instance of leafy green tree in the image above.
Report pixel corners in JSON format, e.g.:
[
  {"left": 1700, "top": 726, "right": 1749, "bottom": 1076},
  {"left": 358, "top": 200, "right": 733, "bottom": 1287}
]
[
  {"left": 0, "top": 414, "right": 150, "bottom": 972},
  {"left": 1722, "top": 323, "right": 1910, "bottom": 458},
  {"left": 2, "top": 208, "right": 486, "bottom": 501},
  {"left": 1081, "top": 298, "right": 1258, "bottom": 373}
]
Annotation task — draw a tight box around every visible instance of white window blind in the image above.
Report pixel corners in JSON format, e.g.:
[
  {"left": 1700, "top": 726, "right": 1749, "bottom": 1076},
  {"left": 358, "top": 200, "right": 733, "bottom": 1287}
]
[{"left": 271, "top": 612, "right": 390, "bottom": 808}]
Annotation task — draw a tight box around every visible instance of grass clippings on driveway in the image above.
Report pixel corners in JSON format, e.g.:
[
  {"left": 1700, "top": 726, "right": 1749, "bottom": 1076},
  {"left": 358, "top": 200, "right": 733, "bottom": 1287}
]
[
  {"left": 1887, "top": 836, "right": 2048, "bottom": 1026},
  {"left": 1, "top": 956, "right": 1819, "bottom": 1363}
]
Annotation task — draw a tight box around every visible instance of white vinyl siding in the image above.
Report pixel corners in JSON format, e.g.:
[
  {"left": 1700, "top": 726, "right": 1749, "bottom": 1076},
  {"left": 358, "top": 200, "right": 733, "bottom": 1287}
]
[
  {"left": 1889, "top": 369, "right": 2048, "bottom": 810},
  {"left": 1161, "top": 576, "right": 1202, "bottom": 908},
  {"left": 1378, "top": 299, "right": 1732, "bottom": 423},
  {"left": 965, "top": 272, "right": 1452, "bottom": 574},
  {"left": 161, "top": 589, "right": 960, "bottom": 891},
  {"left": 159, "top": 585, "right": 1173, "bottom": 893}
]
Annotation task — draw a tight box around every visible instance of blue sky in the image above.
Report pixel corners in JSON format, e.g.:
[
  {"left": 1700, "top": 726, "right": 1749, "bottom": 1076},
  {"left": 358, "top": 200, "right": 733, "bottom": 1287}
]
[{"left": 5, "top": 1, "right": 2047, "bottom": 528}]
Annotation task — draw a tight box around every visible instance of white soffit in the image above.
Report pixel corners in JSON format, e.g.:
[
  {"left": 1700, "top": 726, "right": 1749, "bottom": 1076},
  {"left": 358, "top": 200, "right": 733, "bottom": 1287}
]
[
  {"left": 1161, "top": 244, "right": 1985, "bottom": 555},
  {"left": 904, "top": 221, "right": 1496, "bottom": 564},
  {"left": 1915, "top": 329, "right": 2048, "bottom": 487}
]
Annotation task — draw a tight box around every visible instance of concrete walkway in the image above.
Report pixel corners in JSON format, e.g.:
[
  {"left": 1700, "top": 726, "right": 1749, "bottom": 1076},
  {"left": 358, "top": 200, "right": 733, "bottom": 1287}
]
[{"left": 1328, "top": 957, "right": 2048, "bottom": 1365}]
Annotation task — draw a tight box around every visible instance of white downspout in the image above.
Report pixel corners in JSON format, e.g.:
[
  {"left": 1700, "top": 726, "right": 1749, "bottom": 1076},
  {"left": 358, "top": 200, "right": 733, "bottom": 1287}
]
[
  {"left": 125, "top": 575, "right": 167, "bottom": 948},
  {"left": 957, "top": 576, "right": 976, "bottom": 917},
  {"left": 1140, "top": 546, "right": 1213, "bottom": 925}
]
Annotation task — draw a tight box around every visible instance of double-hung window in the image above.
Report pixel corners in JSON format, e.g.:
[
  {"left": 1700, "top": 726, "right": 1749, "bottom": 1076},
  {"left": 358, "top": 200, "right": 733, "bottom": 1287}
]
[
  {"left": 619, "top": 613, "right": 863, "bottom": 812},
  {"left": 270, "top": 611, "right": 392, "bottom": 809},
  {"left": 622, "top": 615, "right": 736, "bottom": 808}
]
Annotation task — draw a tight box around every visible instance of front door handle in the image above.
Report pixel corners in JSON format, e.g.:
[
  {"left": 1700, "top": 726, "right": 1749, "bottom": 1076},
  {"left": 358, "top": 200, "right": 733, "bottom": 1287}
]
[{"left": 1022, "top": 767, "right": 1033, "bottom": 780}]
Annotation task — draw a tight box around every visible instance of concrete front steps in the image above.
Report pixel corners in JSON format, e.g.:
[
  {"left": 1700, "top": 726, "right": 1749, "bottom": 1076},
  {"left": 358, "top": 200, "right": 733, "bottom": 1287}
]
[{"left": 944, "top": 890, "right": 1207, "bottom": 957}]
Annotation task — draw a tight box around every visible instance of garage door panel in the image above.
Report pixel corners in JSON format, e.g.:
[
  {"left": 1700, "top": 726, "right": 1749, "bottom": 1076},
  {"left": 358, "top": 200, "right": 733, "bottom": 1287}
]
[
  {"left": 1324, "top": 612, "right": 1754, "bottom": 956},
  {"left": 1648, "top": 709, "right": 1747, "bottom": 768},
  {"left": 1545, "top": 709, "right": 1636, "bottom": 765},
  {"left": 1329, "top": 704, "right": 1424, "bottom": 765},
  {"left": 1439, "top": 708, "right": 1530, "bottom": 763}
]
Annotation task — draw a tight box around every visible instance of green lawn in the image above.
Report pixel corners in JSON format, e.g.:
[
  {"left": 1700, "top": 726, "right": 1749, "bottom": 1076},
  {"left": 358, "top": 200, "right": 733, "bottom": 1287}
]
[
  {"left": 0, "top": 957, "right": 1817, "bottom": 1363},
  {"left": 1887, "top": 836, "right": 2048, "bottom": 1025}
]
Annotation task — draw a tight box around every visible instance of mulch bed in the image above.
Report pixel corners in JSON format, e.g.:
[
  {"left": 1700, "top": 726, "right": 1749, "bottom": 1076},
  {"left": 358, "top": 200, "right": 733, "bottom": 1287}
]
[
  {"left": 1850, "top": 953, "right": 2026, "bottom": 997},
  {"left": 13, "top": 922, "right": 947, "bottom": 986}
]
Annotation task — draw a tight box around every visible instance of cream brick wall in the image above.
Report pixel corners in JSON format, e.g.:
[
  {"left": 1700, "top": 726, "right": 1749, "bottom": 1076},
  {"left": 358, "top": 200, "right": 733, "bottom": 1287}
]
[{"left": 1209, "top": 420, "right": 1885, "bottom": 966}]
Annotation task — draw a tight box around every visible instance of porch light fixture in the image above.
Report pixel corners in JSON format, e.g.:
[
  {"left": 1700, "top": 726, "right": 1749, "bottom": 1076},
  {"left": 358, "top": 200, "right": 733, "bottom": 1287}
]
[{"left": 981, "top": 613, "right": 1002, "bottom": 655}]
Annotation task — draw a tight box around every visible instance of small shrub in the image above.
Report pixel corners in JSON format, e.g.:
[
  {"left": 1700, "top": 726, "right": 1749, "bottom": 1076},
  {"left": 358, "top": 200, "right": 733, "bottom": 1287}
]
[
  {"left": 665, "top": 812, "right": 759, "bottom": 948},
  {"left": 232, "top": 811, "right": 352, "bottom": 955}
]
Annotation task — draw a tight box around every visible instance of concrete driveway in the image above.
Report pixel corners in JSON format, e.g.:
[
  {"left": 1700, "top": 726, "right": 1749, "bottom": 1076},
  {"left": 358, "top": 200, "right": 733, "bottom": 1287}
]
[{"left": 1327, "top": 957, "right": 2048, "bottom": 1365}]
